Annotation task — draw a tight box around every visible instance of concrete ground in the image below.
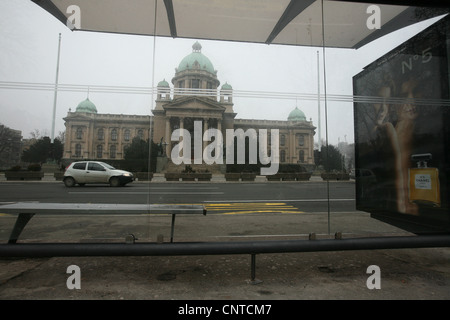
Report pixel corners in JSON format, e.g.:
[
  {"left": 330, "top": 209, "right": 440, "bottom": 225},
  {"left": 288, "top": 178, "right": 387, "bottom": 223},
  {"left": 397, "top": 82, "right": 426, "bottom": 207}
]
[{"left": 0, "top": 247, "right": 449, "bottom": 301}]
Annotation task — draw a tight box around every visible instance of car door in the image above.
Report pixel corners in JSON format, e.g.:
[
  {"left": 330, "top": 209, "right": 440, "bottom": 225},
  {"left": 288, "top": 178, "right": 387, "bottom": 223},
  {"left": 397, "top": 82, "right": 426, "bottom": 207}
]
[
  {"left": 71, "top": 162, "right": 88, "bottom": 183},
  {"left": 86, "top": 162, "right": 108, "bottom": 183}
]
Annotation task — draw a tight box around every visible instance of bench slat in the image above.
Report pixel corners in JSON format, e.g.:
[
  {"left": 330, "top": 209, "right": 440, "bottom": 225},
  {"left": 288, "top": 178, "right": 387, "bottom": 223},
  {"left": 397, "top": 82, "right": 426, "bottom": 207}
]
[{"left": 0, "top": 203, "right": 206, "bottom": 215}]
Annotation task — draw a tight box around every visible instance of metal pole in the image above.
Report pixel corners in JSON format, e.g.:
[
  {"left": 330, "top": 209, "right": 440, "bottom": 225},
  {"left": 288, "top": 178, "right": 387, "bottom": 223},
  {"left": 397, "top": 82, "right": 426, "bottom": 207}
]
[
  {"left": 1, "top": 235, "right": 449, "bottom": 257},
  {"left": 317, "top": 50, "right": 321, "bottom": 150},
  {"left": 251, "top": 254, "right": 256, "bottom": 281},
  {"left": 51, "top": 33, "right": 62, "bottom": 143},
  {"left": 170, "top": 214, "right": 176, "bottom": 243}
]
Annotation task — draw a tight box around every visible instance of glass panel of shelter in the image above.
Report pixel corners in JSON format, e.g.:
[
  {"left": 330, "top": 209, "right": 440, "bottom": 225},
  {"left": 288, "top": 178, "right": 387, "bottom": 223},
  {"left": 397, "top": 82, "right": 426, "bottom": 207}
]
[{"left": 2, "top": 1, "right": 449, "bottom": 243}]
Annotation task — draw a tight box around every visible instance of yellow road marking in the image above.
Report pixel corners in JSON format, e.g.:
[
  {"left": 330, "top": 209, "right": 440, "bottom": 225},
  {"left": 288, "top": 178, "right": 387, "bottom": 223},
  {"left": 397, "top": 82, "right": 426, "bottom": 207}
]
[{"left": 204, "top": 202, "right": 303, "bottom": 214}]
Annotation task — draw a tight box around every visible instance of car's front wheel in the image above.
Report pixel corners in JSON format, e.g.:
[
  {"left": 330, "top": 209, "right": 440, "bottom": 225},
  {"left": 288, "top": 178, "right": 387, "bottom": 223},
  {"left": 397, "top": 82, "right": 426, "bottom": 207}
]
[
  {"left": 64, "top": 177, "right": 76, "bottom": 187},
  {"left": 109, "top": 177, "right": 121, "bottom": 187}
]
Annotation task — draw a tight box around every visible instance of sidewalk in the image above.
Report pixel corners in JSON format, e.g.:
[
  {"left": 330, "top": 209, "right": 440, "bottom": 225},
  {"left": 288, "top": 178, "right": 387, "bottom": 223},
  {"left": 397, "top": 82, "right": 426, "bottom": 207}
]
[
  {"left": 1, "top": 246, "right": 449, "bottom": 300},
  {"left": 0, "top": 210, "right": 449, "bottom": 300}
]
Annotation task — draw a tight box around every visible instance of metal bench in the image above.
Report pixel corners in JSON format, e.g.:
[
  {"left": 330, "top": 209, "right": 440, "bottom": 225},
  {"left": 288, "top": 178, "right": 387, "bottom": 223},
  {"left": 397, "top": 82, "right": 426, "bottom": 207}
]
[{"left": 0, "top": 202, "right": 206, "bottom": 244}]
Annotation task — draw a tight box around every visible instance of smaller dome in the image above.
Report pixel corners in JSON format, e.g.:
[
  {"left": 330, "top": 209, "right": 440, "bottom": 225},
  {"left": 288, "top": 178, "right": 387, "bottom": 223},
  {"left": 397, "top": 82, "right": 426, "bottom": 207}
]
[
  {"left": 76, "top": 98, "right": 97, "bottom": 113},
  {"left": 158, "top": 79, "right": 170, "bottom": 87},
  {"left": 288, "top": 107, "right": 306, "bottom": 121},
  {"left": 221, "top": 82, "right": 232, "bottom": 90}
]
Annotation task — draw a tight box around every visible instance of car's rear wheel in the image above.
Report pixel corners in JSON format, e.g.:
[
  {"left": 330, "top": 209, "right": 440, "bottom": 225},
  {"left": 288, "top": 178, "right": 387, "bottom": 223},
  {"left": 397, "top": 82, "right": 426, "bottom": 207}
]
[
  {"left": 64, "top": 177, "right": 76, "bottom": 187},
  {"left": 109, "top": 177, "right": 121, "bottom": 187}
]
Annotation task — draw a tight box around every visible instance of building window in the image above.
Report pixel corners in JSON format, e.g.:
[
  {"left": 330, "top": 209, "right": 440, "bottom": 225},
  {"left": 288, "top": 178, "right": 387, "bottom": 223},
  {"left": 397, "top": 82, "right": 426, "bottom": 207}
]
[
  {"left": 299, "top": 150, "right": 304, "bottom": 163},
  {"left": 280, "top": 150, "right": 286, "bottom": 163},
  {"left": 124, "top": 129, "right": 130, "bottom": 141},
  {"left": 280, "top": 134, "right": 285, "bottom": 146},
  {"left": 75, "top": 144, "right": 81, "bottom": 157},
  {"left": 97, "top": 145, "right": 103, "bottom": 158},
  {"left": 191, "top": 79, "right": 200, "bottom": 89},
  {"left": 76, "top": 127, "right": 83, "bottom": 140},
  {"left": 97, "top": 128, "right": 104, "bottom": 140},
  {"left": 137, "top": 129, "right": 144, "bottom": 139},
  {"left": 111, "top": 129, "right": 118, "bottom": 141},
  {"left": 298, "top": 134, "right": 304, "bottom": 146},
  {"left": 110, "top": 145, "right": 116, "bottom": 159}
]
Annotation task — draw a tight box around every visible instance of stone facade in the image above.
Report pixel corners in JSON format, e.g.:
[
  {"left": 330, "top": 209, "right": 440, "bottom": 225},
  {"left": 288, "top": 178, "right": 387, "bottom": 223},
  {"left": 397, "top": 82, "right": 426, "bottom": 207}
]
[{"left": 63, "top": 111, "right": 151, "bottom": 161}]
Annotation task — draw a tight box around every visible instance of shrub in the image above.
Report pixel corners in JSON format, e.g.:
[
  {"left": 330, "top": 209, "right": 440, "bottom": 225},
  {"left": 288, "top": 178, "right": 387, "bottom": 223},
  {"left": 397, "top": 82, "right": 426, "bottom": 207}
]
[{"left": 27, "top": 163, "right": 42, "bottom": 171}]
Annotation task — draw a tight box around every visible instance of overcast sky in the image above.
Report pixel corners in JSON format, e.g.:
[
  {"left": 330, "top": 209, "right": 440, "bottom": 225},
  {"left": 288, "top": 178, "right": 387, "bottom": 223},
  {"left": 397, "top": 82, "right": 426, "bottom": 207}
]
[{"left": 0, "top": 0, "right": 444, "bottom": 145}]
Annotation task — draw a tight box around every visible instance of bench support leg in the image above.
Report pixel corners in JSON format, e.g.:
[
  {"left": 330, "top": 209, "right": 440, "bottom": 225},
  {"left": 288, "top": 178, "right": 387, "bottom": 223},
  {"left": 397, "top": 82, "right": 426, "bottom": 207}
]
[
  {"left": 170, "top": 214, "right": 176, "bottom": 243},
  {"left": 8, "top": 213, "right": 35, "bottom": 244},
  {"left": 249, "top": 253, "right": 262, "bottom": 285}
]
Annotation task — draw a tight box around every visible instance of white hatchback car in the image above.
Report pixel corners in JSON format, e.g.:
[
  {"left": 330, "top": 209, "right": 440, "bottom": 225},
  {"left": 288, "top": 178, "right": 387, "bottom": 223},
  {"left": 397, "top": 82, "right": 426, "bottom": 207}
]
[{"left": 63, "top": 161, "right": 134, "bottom": 187}]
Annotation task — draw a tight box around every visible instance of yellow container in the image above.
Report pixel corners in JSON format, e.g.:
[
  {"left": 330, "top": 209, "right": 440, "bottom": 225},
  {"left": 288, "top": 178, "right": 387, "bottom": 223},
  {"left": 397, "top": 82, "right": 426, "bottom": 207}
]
[{"left": 409, "top": 167, "right": 440, "bottom": 207}]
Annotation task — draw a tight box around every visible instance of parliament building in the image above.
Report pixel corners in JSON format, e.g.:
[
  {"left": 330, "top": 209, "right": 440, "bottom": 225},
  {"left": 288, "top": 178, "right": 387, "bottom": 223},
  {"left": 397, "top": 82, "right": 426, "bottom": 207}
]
[{"left": 63, "top": 42, "right": 316, "bottom": 172}]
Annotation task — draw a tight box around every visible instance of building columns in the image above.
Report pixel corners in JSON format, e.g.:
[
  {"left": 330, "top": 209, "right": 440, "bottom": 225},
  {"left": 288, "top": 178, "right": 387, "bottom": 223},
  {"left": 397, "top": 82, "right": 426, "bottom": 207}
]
[{"left": 165, "top": 118, "right": 171, "bottom": 156}]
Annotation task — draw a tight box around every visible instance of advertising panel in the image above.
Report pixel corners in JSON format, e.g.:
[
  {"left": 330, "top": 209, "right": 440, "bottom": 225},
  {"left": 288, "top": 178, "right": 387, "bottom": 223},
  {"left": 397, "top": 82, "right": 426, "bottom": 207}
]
[{"left": 353, "top": 16, "right": 450, "bottom": 233}]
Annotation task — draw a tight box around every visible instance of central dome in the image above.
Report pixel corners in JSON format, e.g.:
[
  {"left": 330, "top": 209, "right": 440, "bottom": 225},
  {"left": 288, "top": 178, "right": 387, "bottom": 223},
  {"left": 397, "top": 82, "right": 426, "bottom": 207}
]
[{"left": 177, "top": 42, "right": 216, "bottom": 74}]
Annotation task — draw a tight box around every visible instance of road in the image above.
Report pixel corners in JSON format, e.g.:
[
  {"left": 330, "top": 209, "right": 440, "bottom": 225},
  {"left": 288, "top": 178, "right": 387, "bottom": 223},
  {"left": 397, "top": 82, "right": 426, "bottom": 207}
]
[
  {"left": 0, "top": 180, "right": 356, "bottom": 214},
  {"left": 0, "top": 180, "right": 407, "bottom": 243}
]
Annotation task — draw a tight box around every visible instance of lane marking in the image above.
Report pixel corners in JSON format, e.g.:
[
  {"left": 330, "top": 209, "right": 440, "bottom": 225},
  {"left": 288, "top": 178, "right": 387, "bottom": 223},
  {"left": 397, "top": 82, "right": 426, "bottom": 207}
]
[
  {"left": 204, "top": 202, "right": 304, "bottom": 215},
  {"left": 68, "top": 192, "right": 224, "bottom": 195},
  {"left": 203, "top": 199, "right": 355, "bottom": 203}
]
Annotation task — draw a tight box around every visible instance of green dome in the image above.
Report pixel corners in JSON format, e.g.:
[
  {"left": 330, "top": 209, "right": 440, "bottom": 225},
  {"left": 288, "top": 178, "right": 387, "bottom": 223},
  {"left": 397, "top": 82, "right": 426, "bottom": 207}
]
[
  {"left": 76, "top": 98, "right": 97, "bottom": 113},
  {"left": 158, "top": 79, "right": 170, "bottom": 87},
  {"left": 221, "top": 82, "right": 232, "bottom": 90},
  {"left": 288, "top": 107, "right": 306, "bottom": 121},
  {"left": 177, "top": 42, "right": 215, "bottom": 74}
]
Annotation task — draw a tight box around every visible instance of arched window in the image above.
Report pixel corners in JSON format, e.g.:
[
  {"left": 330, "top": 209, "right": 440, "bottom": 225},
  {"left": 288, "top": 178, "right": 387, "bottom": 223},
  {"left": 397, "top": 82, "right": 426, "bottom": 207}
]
[
  {"left": 298, "top": 134, "right": 304, "bottom": 146},
  {"left": 191, "top": 79, "right": 200, "bottom": 88},
  {"left": 280, "top": 150, "right": 286, "bottom": 163},
  {"left": 299, "top": 150, "right": 304, "bottom": 163},
  {"left": 124, "top": 129, "right": 130, "bottom": 141},
  {"left": 137, "top": 129, "right": 144, "bottom": 139},
  {"left": 75, "top": 144, "right": 81, "bottom": 157},
  {"left": 280, "top": 134, "right": 285, "bottom": 146},
  {"left": 76, "top": 127, "right": 83, "bottom": 140},
  {"left": 111, "top": 129, "right": 118, "bottom": 141},
  {"left": 97, "top": 128, "right": 104, "bottom": 140},
  {"left": 96, "top": 145, "right": 103, "bottom": 158},
  {"left": 110, "top": 145, "right": 117, "bottom": 159}
]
